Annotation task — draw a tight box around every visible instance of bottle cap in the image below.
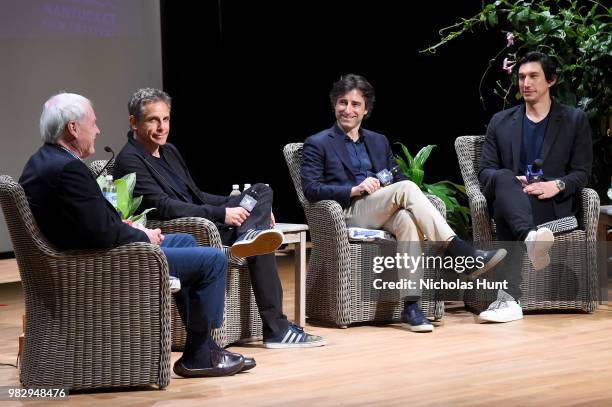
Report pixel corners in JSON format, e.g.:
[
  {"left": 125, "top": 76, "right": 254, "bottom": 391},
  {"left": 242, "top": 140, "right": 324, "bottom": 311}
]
[
  {"left": 232, "top": 184, "right": 239, "bottom": 190},
  {"left": 105, "top": 175, "right": 113, "bottom": 181},
  {"left": 244, "top": 183, "right": 251, "bottom": 190}
]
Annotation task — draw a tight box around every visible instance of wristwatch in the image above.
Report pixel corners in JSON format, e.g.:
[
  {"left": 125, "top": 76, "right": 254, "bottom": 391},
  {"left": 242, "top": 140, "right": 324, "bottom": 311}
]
[{"left": 555, "top": 179, "right": 566, "bottom": 192}]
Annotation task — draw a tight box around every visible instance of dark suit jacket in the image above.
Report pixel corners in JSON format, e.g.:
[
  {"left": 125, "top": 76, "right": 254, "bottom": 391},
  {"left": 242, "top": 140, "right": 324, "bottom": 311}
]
[
  {"left": 19, "top": 143, "right": 148, "bottom": 250},
  {"left": 113, "top": 132, "right": 228, "bottom": 222},
  {"left": 301, "top": 124, "right": 407, "bottom": 209},
  {"left": 479, "top": 102, "right": 592, "bottom": 219}
]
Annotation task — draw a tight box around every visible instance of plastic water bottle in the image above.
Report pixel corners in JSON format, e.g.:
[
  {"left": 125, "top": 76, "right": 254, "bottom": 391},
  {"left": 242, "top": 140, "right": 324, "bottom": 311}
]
[
  {"left": 229, "top": 184, "right": 241, "bottom": 197},
  {"left": 102, "top": 175, "right": 118, "bottom": 209}
]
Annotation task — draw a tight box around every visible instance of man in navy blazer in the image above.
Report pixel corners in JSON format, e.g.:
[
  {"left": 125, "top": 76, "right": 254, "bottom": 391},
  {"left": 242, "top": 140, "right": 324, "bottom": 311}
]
[
  {"left": 301, "top": 74, "right": 507, "bottom": 333},
  {"left": 302, "top": 124, "right": 404, "bottom": 209},
  {"left": 477, "top": 51, "right": 592, "bottom": 323},
  {"left": 20, "top": 92, "right": 254, "bottom": 378}
]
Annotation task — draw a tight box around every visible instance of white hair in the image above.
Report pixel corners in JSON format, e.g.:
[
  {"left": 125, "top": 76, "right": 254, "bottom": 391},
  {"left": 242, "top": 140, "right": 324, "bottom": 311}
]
[{"left": 39, "top": 93, "right": 92, "bottom": 144}]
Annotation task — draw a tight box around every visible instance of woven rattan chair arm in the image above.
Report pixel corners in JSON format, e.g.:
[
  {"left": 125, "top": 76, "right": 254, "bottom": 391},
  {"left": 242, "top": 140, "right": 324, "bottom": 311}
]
[{"left": 147, "top": 217, "right": 223, "bottom": 247}]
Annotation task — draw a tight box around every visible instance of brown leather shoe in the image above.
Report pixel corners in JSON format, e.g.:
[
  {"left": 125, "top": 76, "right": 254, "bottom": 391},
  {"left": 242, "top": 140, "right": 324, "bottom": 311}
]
[{"left": 173, "top": 349, "right": 245, "bottom": 378}]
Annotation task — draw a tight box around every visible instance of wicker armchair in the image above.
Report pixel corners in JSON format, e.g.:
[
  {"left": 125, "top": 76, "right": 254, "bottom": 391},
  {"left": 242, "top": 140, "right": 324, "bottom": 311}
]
[
  {"left": 283, "top": 143, "right": 445, "bottom": 327},
  {"left": 0, "top": 175, "right": 171, "bottom": 390},
  {"left": 90, "top": 160, "right": 262, "bottom": 348},
  {"left": 454, "top": 135, "right": 599, "bottom": 312}
]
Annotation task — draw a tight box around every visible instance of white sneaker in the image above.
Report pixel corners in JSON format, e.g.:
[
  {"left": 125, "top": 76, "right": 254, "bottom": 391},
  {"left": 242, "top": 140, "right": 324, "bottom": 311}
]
[
  {"left": 478, "top": 290, "right": 523, "bottom": 323},
  {"left": 524, "top": 227, "right": 554, "bottom": 271}
]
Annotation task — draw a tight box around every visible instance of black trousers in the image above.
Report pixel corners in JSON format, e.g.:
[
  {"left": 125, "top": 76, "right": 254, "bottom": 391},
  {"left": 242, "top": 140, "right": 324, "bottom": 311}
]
[
  {"left": 483, "top": 169, "right": 557, "bottom": 299},
  {"left": 219, "top": 183, "right": 289, "bottom": 339}
]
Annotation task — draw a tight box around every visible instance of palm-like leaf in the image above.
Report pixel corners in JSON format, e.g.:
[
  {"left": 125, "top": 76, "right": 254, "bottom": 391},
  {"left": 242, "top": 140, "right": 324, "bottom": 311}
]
[
  {"left": 407, "top": 168, "right": 424, "bottom": 187},
  {"left": 414, "top": 145, "right": 437, "bottom": 168},
  {"left": 115, "top": 178, "right": 129, "bottom": 218},
  {"left": 396, "top": 143, "right": 472, "bottom": 239},
  {"left": 396, "top": 142, "right": 414, "bottom": 167}
]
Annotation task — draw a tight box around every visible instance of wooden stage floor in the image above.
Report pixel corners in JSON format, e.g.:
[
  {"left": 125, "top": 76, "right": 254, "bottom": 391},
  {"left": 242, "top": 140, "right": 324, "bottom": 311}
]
[{"left": 1, "top": 254, "right": 611, "bottom": 406}]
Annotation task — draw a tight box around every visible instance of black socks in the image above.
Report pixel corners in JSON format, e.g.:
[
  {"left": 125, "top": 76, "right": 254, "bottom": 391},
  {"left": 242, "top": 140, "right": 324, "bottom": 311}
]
[
  {"left": 445, "top": 236, "right": 476, "bottom": 259},
  {"left": 181, "top": 329, "right": 221, "bottom": 369}
]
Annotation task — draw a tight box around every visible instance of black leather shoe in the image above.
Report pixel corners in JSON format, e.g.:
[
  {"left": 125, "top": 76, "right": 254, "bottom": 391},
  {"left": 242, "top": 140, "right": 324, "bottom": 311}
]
[
  {"left": 224, "top": 350, "right": 256, "bottom": 372},
  {"left": 173, "top": 350, "right": 245, "bottom": 378},
  {"left": 240, "top": 356, "right": 256, "bottom": 372},
  {"left": 467, "top": 248, "right": 507, "bottom": 279}
]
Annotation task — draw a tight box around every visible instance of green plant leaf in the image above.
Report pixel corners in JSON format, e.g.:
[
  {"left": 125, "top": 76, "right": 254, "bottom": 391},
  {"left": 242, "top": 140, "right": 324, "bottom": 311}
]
[
  {"left": 131, "top": 214, "right": 147, "bottom": 228},
  {"left": 394, "top": 155, "right": 409, "bottom": 175},
  {"left": 425, "top": 183, "right": 454, "bottom": 209},
  {"left": 407, "top": 168, "right": 424, "bottom": 187},
  {"left": 121, "top": 173, "right": 137, "bottom": 198},
  {"left": 130, "top": 207, "right": 156, "bottom": 222},
  {"left": 395, "top": 142, "right": 414, "bottom": 167},
  {"left": 115, "top": 178, "right": 129, "bottom": 219},
  {"left": 129, "top": 195, "right": 143, "bottom": 218},
  {"left": 414, "top": 145, "right": 437, "bottom": 169}
]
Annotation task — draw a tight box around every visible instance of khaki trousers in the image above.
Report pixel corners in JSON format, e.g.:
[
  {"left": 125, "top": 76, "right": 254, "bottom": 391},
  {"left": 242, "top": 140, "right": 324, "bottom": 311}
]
[{"left": 344, "top": 180, "right": 455, "bottom": 300}]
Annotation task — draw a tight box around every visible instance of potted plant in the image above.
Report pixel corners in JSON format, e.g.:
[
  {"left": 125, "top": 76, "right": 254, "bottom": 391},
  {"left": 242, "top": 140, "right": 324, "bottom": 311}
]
[
  {"left": 395, "top": 143, "right": 471, "bottom": 239},
  {"left": 97, "top": 173, "right": 155, "bottom": 227}
]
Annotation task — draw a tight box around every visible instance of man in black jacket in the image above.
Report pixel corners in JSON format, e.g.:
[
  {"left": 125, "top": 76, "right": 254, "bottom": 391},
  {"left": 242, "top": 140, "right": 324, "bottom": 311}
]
[
  {"left": 478, "top": 52, "right": 592, "bottom": 323},
  {"left": 114, "top": 88, "right": 325, "bottom": 348},
  {"left": 21, "top": 92, "right": 255, "bottom": 378}
]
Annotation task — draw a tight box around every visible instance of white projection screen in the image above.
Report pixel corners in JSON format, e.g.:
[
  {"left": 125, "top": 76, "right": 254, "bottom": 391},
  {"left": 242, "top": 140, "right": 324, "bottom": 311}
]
[{"left": 0, "top": 0, "right": 163, "bottom": 252}]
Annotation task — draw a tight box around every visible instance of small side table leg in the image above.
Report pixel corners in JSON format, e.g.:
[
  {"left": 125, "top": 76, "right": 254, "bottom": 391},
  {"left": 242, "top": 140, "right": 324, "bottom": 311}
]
[
  {"left": 294, "top": 231, "right": 306, "bottom": 327},
  {"left": 597, "top": 222, "right": 609, "bottom": 305}
]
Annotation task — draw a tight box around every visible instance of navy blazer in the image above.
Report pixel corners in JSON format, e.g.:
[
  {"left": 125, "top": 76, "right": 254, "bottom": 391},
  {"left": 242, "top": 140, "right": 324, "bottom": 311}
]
[
  {"left": 301, "top": 124, "right": 406, "bottom": 209},
  {"left": 113, "top": 132, "right": 229, "bottom": 222},
  {"left": 19, "top": 143, "right": 148, "bottom": 250},
  {"left": 479, "top": 102, "right": 592, "bottom": 219}
]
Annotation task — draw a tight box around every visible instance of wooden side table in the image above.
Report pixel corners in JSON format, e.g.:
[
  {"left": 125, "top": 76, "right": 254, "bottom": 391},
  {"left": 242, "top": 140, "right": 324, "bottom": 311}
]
[
  {"left": 275, "top": 223, "right": 308, "bottom": 326},
  {"left": 598, "top": 205, "right": 612, "bottom": 304}
]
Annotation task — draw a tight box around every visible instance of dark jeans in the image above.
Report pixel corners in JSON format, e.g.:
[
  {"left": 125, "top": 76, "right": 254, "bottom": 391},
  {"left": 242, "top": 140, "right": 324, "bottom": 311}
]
[
  {"left": 483, "top": 169, "right": 556, "bottom": 299},
  {"left": 220, "top": 183, "right": 289, "bottom": 338},
  {"left": 161, "top": 233, "right": 227, "bottom": 334}
]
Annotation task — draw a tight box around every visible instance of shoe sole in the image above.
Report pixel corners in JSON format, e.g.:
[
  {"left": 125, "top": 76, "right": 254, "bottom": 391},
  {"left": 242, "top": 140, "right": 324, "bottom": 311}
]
[
  {"left": 468, "top": 248, "right": 508, "bottom": 280},
  {"left": 240, "top": 362, "right": 256, "bottom": 372},
  {"left": 478, "top": 314, "right": 523, "bottom": 323},
  {"left": 401, "top": 323, "right": 434, "bottom": 332},
  {"left": 263, "top": 339, "right": 326, "bottom": 349},
  {"left": 231, "top": 229, "right": 284, "bottom": 258},
  {"left": 529, "top": 228, "right": 554, "bottom": 271},
  {"left": 173, "top": 360, "right": 245, "bottom": 378}
]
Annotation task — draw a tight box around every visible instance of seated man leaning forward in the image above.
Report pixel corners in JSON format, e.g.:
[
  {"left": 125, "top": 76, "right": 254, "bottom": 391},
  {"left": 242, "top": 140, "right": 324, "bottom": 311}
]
[
  {"left": 300, "top": 74, "right": 507, "bottom": 333},
  {"left": 113, "top": 88, "right": 324, "bottom": 348},
  {"left": 20, "top": 92, "right": 255, "bottom": 378}
]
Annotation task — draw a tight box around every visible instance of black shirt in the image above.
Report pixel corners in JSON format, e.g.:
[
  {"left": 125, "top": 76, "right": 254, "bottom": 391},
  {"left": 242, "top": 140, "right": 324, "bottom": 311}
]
[{"left": 150, "top": 152, "right": 194, "bottom": 203}]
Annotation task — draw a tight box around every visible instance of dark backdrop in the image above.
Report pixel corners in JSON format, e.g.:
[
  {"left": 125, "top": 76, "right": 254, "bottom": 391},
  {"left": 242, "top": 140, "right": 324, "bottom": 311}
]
[{"left": 160, "top": 1, "right": 507, "bottom": 223}]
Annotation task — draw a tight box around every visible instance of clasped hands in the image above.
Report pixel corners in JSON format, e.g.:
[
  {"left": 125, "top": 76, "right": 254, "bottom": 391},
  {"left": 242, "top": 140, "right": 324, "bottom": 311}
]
[
  {"left": 124, "top": 219, "right": 164, "bottom": 245},
  {"left": 516, "top": 176, "right": 560, "bottom": 200}
]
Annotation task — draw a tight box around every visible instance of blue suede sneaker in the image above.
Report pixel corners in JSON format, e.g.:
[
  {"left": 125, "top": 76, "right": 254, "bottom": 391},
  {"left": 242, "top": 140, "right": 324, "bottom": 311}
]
[
  {"left": 401, "top": 302, "right": 433, "bottom": 332},
  {"left": 263, "top": 323, "right": 326, "bottom": 349}
]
